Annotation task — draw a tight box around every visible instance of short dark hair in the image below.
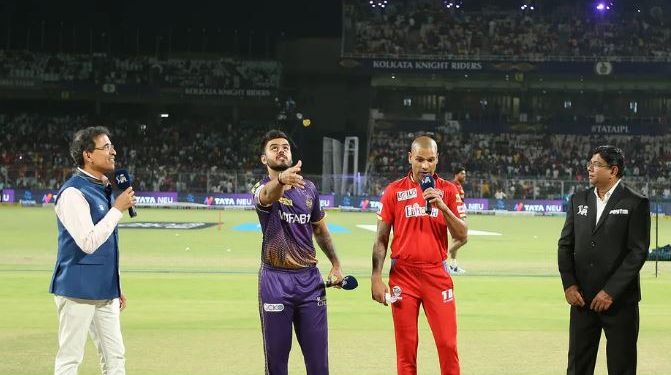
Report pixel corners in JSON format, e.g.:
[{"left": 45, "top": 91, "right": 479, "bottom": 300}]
[
  {"left": 70, "top": 126, "right": 111, "bottom": 167},
  {"left": 454, "top": 166, "right": 466, "bottom": 175},
  {"left": 590, "top": 145, "right": 624, "bottom": 178},
  {"left": 260, "top": 129, "right": 290, "bottom": 154}
]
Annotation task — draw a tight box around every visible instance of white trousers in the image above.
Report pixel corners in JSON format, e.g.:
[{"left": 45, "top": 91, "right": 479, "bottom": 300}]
[{"left": 54, "top": 295, "right": 126, "bottom": 375}]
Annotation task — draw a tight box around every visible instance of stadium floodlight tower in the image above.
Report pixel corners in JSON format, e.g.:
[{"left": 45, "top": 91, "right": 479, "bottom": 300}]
[
  {"left": 341, "top": 136, "right": 360, "bottom": 196},
  {"left": 443, "top": 1, "right": 463, "bottom": 9},
  {"left": 369, "top": 0, "right": 388, "bottom": 9},
  {"left": 595, "top": 1, "right": 614, "bottom": 11},
  {"left": 322, "top": 137, "right": 343, "bottom": 194},
  {"left": 321, "top": 136, "right": 359, "bottom": 196}
]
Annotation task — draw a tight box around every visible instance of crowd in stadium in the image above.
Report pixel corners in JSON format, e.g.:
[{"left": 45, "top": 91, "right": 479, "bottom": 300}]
[
  {"left": 0, "top": 113, "right": 267, "bottom": 192},
  {"left": 368, "top": 130, "right": 671, "bottom": 198},
  {"left": 345, "top": 0, "right": 671, "bottom": 59},
  {"left": 2, "top": 112, "right": 670, "bottom": 199},
  {"left": 0, "top": 50, "right": 281, "bottom": 88}
]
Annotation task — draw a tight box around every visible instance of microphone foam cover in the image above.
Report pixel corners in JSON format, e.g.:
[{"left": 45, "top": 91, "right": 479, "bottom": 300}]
[
  {"left": 420, "top": 174, "right": 435, "bottom": 191},
  {"left": 341, "top": 275, "right": 358, "bottom": 290},
  {"left": 114, "top": 169, "right": 132, "bottom": 190}
]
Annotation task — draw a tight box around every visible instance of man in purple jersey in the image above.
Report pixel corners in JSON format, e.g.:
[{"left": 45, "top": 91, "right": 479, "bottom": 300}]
[{"left": 252, "top": 129, "right": 344, "bottom": 375}]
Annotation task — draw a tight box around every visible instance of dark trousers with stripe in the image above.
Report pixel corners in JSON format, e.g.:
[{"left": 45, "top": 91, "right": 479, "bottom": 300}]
[{"left": 259, "top": 265, "right": 328, "bottom": 375}]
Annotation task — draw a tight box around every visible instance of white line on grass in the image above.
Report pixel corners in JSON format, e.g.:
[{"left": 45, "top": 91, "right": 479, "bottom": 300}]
[{"left": 355, "top": 224, "right": 502, "bottom": 236}]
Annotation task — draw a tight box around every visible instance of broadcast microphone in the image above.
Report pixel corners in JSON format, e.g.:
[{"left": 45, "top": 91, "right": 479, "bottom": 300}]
[
  {"left": 113, "top": 169, "right": 137, "bottom": 218},
  {"left": 326, "top": 275, "right": 358, "bottom": 290},
  {"left": 420, "top": 173, "right": 435, "bottom": 214}
]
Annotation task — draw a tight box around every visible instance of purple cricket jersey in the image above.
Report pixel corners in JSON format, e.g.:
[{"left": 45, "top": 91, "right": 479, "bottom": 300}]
[
  {"left": 253, "top": 176, "right": 331, "bottom": 375},
  {"left": 252, "top": 176, "right": 325, "bottom": 269}
]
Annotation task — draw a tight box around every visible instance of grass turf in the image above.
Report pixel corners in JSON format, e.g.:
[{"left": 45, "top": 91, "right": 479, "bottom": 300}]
[{"left": 0, "top": 205, "right": 669, "bottom": 374}]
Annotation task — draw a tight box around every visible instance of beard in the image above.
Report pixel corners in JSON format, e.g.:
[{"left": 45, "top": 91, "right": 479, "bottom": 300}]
[
  {"left": 269, "top": 164, "right": 289, "bottom": 172},
  {"left": 267, "top": 158, "right": 291, "bottom": 172}
]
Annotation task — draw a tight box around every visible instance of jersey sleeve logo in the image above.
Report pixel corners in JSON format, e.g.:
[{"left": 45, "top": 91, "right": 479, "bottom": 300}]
[
  {"left": 376, "top": 202, "right": 384, "bottom": 216},
  {"left": 251, "top": 181, "right": 262, "bottom": 195}
]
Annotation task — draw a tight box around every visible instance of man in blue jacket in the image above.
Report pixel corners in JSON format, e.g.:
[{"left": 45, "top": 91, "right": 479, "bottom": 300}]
[{"left": 50, "top": 126, "right": 136, "bottom": 375}]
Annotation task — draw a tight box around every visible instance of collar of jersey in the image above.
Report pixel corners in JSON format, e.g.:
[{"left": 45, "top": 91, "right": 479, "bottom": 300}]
[{"left": 407, "top": 170, "right": 440, "bottom": 183}]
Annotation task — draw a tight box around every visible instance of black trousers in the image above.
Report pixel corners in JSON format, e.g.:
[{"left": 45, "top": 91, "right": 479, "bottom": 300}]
[{"left": 567, "top": 303, "right": 639, "bottom": 375}]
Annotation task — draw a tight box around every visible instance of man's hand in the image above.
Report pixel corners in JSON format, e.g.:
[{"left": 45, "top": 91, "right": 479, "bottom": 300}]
[
  {"left": 114, "top": 187, "right": 136, "bottom": 212},
  {"left": 422, "top": 187, "right": 448, "bottom": 212},
  {"left": 119, "top": 293, "right": 127, "bottom": 311},
  {"left": 371, "top": 275, "right": 390, "bottom": 306},
  {"left": 590, "top": 290, "right": 613, "bottom": 312},
  {"left": 327, "top": 264, "right": 343, "bottom": 288},
  {"left": 564, "top": 285, "right": 585, "bottom": 307},
  {"left": 278, "top": 160, "right": 305, "bottom": 189}
]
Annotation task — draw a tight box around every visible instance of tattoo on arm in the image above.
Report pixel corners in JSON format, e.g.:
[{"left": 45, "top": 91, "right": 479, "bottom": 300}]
[
  {"left": 372, "top": 220, "right": 391, "bottom": 275},
  {"left": 313, "top": 221, "right": 339, "bottom": 265}
]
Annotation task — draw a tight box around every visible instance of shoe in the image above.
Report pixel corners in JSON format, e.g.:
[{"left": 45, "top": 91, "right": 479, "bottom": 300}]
[{"left": 449, "top": 265, "right": 466, "bottom": 275}]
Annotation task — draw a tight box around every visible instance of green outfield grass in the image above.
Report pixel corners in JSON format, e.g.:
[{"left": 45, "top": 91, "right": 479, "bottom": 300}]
[{"left": 0, "top": 205, "right": 669, "bottom": 374}]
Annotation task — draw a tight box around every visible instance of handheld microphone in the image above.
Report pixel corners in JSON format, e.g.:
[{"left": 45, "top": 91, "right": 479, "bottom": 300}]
[
  {"left": 113, "top": 169, "right": 137, "bottom": 218},
  {"left": 326, "top": 275, "right": 358, "bottom": 290},
  {"left": 420, "top": 173, "right": 435, "bottom": 214}
]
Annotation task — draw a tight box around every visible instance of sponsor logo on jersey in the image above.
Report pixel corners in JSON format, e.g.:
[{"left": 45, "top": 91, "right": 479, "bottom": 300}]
[
  {"left": 404, "top": 203, "right": 439, "bottom": 217},
  {"left": 279, "top": 211, "right": 311, "bottom": 224},
  {"left": 279, "top": 197, "right": 293, "bottom": 206},
  {"left": 305, "top": 197, "right": 313, "bottom": 210},
  {"left": 263, "top": 303, "right": 285, "bottom": 312},
  {"left": 316, "top": 296, "right": 327, "bottom": 307},
  {"left": 396, "top": 188, "right": 417, "bottom": 201},
  {"left": 455, "top": 193, "right": 463, "bottom": 203}
]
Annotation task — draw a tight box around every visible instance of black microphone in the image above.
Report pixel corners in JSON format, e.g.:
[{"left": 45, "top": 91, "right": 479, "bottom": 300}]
[
  {"left": 326, "top": 275, "right": 358, "bottom": 290},
  {"left": 420, "top": 173, "right": 435, "bottom": 214},
  {"left": 113, "top": 169, "right": 137, "bottom": 218}
]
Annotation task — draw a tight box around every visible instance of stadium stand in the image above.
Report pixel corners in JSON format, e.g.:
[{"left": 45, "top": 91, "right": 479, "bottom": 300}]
[
  {"left": 365, "top": 129, "right": 671, "bottom": 199},
  {"left": 0, "top": 50, "right": 281, "bottom": 88},
  {"left": 0, "top": 113, "right": 269, "bottom": 193},
  {"left": 343, "top": 0, "right": 671, "bottom": 60},
  {"left": 1, "top": 110, "right": 669, "bottom": 200}
]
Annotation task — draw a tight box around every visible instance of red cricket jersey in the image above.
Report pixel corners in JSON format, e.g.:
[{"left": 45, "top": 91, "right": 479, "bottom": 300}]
[{"left": 377, "top": 171, "right": 465, "bottom": 263}]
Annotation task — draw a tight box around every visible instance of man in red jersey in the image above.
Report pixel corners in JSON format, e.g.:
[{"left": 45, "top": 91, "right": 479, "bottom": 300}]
[
  {"left": 371, "top": 136, "right": 468, "bottom": 375},
  {"left": 448, "top": 166, "right": 468, "bottom": 275}
]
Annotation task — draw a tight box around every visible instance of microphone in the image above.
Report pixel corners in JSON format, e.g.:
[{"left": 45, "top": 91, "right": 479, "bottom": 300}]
[
  {"left": 420, "top": 173, "right": 435, "bottom": 214},
  {"left": 113, "top": 169, "right": 137, "bottom": 218},
  {"left": 326, "top": 275, "right": 358, "bottom": 290}
]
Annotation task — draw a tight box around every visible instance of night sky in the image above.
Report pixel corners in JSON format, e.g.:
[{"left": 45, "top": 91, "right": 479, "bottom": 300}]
[
  {"left": 2, "top": 0, "right": 342, "bottom": 37},
  {"left": 0, "top": 0, "right": 342, "bottom": 54}
]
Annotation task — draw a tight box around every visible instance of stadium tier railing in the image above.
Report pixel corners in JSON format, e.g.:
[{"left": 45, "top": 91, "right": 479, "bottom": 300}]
[{"left": 340, "top": 53, "right": 671, "bottom": 63}]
